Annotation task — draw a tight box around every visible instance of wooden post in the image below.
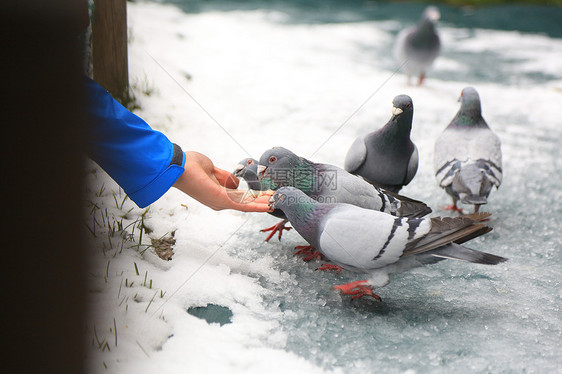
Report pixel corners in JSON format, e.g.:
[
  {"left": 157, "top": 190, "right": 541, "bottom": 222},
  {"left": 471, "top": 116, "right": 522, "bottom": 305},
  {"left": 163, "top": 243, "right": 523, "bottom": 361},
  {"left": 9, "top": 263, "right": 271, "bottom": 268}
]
[{"left": 92, "top": 0, "right": 129, "bottom": 102}]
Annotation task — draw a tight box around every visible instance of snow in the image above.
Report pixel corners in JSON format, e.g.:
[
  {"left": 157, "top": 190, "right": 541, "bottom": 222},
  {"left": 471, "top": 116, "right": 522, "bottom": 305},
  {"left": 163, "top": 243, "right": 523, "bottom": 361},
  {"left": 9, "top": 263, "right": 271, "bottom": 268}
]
[{"left": 85, "top": 1, "right": 562, "bottom": 373}]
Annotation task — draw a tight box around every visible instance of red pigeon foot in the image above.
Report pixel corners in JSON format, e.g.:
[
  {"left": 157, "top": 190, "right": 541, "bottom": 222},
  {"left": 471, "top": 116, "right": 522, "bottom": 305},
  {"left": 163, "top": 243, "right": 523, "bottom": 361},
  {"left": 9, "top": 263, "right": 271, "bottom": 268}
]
[
  {"left": 334, "top": 280, "right": 381, "bottom": 301},
  {"left": 316, "top": 263, "right": 342, "bottom": 273},
  {"left": 294, "top": 246, "right": 323, "bottom": 261},
  {"left": 443, "top": 204, "right": 464, "bottom": 214},
  {"left": 261, "top": 219, "right": 291, "bottom": 242},
  {"left": 294, "top": 245, "right": 315, "bottom": 256},
  {"left": 301, "top": 250, "right": 323, "bottom": 262},
  {"left": 418, "top": 72, "right": 426, "bottom": 86}
]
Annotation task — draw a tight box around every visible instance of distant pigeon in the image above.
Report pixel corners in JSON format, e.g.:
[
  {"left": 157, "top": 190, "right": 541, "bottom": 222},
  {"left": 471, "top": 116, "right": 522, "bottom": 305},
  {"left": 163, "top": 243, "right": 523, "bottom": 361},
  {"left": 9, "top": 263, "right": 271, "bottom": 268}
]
[
  {"left": 393, "top": 6, "right": 441, "bottom": 85},
  {"left": 258, "top": 146, "right": 431, "bottom": 218},
  {"left": 233, "top": 157, "right": 291, "bottom": 241},
  {"left": 269, "top": 187, "right": 507, "bottom": 300},
  {"left": 434, "top": 87, "right": 502, "bottom": 213},
  {"left": 344, "top": 95, "right": 418, "bottom": 193}
]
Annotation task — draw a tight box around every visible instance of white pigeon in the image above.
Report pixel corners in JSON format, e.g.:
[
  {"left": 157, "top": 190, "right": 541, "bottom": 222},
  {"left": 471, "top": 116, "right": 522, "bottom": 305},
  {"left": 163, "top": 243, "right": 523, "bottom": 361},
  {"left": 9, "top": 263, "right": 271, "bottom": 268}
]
[
  {"left": 269, "top": 187, "right": 507, "bottom": 301},
  {"left": 434, "top": 87, "right": 502, "bottom": 213},
  {"left": 393, "top": 6, "right": 441, "bottom": 85}
]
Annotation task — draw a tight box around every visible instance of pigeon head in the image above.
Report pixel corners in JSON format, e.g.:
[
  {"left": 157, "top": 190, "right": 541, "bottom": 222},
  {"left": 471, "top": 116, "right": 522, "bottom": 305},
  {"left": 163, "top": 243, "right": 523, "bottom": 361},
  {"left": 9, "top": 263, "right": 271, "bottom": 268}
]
[
  {"left": 458, "top": 87, "right": 482, "bottom": 116},
  {"left": 257, "top": 147, "right": 302, "bottom": 187},
  {"left": 422, "top": 6, "right": 440, "bottom": 24},
  {"left": 233, "top": 158, "right": 258, "bottom": 179},
  {"left": 416, "top": 6, "right": 440, "bottom": 35},
  {"left": 258, "top": 147, "right": 319, "bottom": 194},
  {"left": 391, "top": 94, "right": 414, "bottom": 118},
  {"left": 258, "top": 147, "right": 299, "bottom": 175},
  {"left": 389, "top": 95, "right": 414, "bottom": 133},
  {"left": 233, "top": 158, "right": 262, "bottom": 190}
]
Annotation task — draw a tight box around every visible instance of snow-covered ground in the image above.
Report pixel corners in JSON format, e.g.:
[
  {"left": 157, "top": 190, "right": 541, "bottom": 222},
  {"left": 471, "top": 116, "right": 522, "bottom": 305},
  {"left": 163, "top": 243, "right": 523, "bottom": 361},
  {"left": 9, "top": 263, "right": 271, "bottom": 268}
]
[{"left": 85, "top": 1, "right": 562, "bottom": 373}]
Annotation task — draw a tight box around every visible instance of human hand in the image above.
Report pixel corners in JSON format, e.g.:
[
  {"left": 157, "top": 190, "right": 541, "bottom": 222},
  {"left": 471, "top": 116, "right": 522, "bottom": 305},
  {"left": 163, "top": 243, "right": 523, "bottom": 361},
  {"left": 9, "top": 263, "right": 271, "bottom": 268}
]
[{"left": 173, "top": 151, "right": 274, "bottom": 212}]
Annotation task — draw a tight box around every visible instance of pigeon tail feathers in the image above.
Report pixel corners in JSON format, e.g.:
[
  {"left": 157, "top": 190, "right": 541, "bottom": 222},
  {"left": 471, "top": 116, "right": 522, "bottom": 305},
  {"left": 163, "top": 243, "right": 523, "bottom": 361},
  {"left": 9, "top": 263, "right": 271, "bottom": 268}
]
[
  {"left": 428, "top": 242, "right": 507, "bottom": 265},
  {"left": 461, "top": 194, "right": 488, "bottom": 206},
  {"left": 404, "top": 212, "right": 492, "bottom": 256},
  {"left": 453, "top": 162, "right": 494, "bottom": 204}
]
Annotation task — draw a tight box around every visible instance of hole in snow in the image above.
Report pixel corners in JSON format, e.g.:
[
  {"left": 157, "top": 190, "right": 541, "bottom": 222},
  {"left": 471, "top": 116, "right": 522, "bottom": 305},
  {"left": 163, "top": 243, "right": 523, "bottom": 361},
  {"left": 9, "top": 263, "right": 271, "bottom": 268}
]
[{"left": 187, "top": 304, "right": 233, "bottom": 326}]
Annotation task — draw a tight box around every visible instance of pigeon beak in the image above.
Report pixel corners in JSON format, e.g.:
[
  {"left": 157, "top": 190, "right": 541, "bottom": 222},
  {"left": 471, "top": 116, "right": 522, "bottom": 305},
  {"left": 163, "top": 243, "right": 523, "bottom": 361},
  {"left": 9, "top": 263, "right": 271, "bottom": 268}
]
[
  {"left": 392, "top": 107, "right": 403, "bottom": 116},
  {"left": 232, "top": 164, "right": 244, "bottom": 177},
  {"left": 257, "top": 165, "right": 268, "bottom": 180},
  {"left": 268, "top": 193, "right": 278, "bottom": 209},
  {"left": 428, "top": 9, "right": 440, "bottom": 22}
]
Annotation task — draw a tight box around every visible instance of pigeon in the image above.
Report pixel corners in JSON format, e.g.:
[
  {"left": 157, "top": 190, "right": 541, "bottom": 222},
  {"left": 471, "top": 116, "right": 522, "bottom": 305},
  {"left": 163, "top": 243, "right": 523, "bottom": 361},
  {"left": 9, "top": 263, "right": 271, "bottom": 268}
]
[
  {"left": 233, "top": 158, "right": 291, "bottom": 241},
  {"left": 233, "top": 158, "right": 262, "bottom": 191},
  {"left": 434, "top": 87, "right": 502, "bottom": 213},
  {"left": 344, "top": 95, "right": 418, "bottom": 193},
  {"left": 269, "top": 187, "right": 507, "bottom": 300},
  {"left": 393, "top": 6, "right": 441, "bottom": 85},
  {"left": 258, "top": 146, "right": 431, "bottom": 218}
]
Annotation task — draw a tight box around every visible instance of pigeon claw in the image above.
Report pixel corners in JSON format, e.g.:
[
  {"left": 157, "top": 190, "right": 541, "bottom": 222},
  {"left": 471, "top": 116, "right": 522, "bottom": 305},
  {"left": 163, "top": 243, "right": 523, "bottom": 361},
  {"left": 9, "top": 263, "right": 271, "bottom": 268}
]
[
  {"left": 302, "top": 250, "right": 323, "bottom": 262},
  {"left": 294, "top": 245, "right": 315, "bottom": 256},
  {"left": 316, "top": 263, "right": 342, "bottom": 273},
  {"left": 261, "top": 220, "right": 291, "bottom": 242},
  {"left": 294, "top": 246, "right": 324, "bottom": 261},
  {"left": 334, "top": 280, "right": 381, "bottom": 301}
]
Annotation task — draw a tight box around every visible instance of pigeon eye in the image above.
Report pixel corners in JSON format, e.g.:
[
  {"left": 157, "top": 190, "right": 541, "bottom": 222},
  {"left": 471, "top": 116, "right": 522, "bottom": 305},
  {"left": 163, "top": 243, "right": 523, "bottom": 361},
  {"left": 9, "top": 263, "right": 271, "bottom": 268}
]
[
  {"left": 269, "top": 156, "right": 277, "bottom": 163},
  {"left": 406, "top": 103, "right": 411, "bottom": 109},
  {"left": 247, "top": 159, "right": 254, "bottom": 165}
]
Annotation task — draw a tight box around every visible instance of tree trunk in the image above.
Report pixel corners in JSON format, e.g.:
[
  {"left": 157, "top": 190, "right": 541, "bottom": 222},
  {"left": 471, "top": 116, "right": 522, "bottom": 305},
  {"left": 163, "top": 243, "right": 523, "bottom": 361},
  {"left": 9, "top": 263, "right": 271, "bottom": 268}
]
[{"left": 92, "top": 0, "right": 129, "bottom": 103}]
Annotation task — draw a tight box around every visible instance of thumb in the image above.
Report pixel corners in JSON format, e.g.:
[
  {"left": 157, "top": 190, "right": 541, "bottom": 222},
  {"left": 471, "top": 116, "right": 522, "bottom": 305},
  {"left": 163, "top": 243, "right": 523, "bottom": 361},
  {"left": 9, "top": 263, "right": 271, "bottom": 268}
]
[{"left": 214, "top": 167, "right": 240, "bottom": 189}]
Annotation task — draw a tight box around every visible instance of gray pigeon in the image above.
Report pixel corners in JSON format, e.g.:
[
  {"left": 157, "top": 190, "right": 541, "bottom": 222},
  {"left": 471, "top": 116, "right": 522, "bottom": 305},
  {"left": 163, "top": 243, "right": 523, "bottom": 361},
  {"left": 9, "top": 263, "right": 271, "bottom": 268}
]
[
  {"left": 269, "top": 187, "right": 507, "bottom": 300},
  {"left": 233, "top": 157, "right": 291, "bottom": 241},
  {"left": 393, "top": 6, "right": 441, "bottom": 85},
  {"left": 258, "top": 146, "right": 431, "bottom": 218},
  {"left": 233, "top": 158, "right": 262, "bottom": 191},
  {"left": 434, "top": 87, "right": 502, "bottom": 213},
  {"left": 344, "top": 95, "right": 418, "bottom": 193}
]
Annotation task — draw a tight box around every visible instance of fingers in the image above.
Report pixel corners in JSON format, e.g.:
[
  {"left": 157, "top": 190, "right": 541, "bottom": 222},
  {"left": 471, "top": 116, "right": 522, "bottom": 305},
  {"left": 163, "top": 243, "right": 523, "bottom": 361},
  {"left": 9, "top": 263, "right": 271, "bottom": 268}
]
[
  {"left": 261, "top": 190, "right": 276, "bottom": 197},
  {"left": 224, "top": 189, "right": 274, "bottom": 212},
  {"left": 236, "top": 202, "right": 274, "bottom": 213},
  {"left": 229, "top": 197, "right": 274, "bottom": 212},
  {"left": 225, "top": 189, "right": 258, "bottom": 204},
  {"left": 178, "top": 150, "right": 273, "bottom": 212},
  {"left": 252, "top": 190, "right": 275, "bottom": 204}
]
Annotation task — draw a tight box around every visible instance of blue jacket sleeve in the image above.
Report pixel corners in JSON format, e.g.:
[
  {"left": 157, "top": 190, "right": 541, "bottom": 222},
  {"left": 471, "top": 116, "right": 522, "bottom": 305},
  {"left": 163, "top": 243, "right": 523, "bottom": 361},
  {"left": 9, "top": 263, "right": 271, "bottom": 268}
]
[{"left": 84, "top": 77, "right": 185, "bottom": 208}]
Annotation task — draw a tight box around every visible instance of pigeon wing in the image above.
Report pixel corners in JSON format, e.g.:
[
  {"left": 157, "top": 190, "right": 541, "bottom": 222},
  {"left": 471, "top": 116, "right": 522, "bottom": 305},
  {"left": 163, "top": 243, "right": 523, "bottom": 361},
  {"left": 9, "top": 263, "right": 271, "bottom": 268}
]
[
  {"left": 344, "top": 136, "right": 367, "bottom": 173},
  {"left": 403, "top": 144, "right": 419, "bottom": 186},
  {"left": 434, "top": 128, "right": 461, "bottom": 187},
  {"left": 318, "top": 205, "right": 431, "bottom": 270},
  {"left": 472, "top": 128, "right": 502, "bottom": 187},
  {"left": 434, "top": 127, "right": 502, "bottom": 188}
]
